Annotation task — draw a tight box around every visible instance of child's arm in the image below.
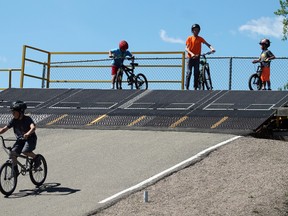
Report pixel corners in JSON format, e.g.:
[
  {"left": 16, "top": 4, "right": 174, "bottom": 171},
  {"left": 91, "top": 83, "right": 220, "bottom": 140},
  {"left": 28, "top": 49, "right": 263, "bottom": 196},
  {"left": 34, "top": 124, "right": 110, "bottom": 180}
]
[
  {"left": 108, "top": 50, "right": 113, "bottom": 58},
  {"left": 185, "top": 45, "right": 197, "bottom": 58},
  {"left": 252, "top": 58, "right": 260, "bottom": 63},
  {"left": 267, "top": 54, "right": 275, "bottom": 61},
  {"left": 204, "top": 42, "right": 216, "bottom": 53},
  {"left": 0, "top": 126, "right": 9, "bottom": 134},
  {"left": 23, "top": 123, "right": 36, "bottom": 139}
]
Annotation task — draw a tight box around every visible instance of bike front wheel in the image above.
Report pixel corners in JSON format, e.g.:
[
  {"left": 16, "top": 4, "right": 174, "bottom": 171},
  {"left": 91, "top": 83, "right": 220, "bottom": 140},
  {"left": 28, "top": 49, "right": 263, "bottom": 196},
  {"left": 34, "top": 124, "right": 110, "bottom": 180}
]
[
  {"left": 248, "top": 73, "right": 262, "bottom": 90},
  {"left": 115, "top": 71, "right": 123, "bottom": 90},
  {"left": 203, "top": 67, "right": 213, "bottom": 90},
  {"left": 135, "top": 73, "right": 148, "bottom": 90},
  {"left": 197, "top": 73, "right": 205, "bottom": 90},
  {"left": 0, "top": 162, "right": 17, "bottom": 196},
  {"left": 29, "top": 154, "right": 47, "bottom": 187}
]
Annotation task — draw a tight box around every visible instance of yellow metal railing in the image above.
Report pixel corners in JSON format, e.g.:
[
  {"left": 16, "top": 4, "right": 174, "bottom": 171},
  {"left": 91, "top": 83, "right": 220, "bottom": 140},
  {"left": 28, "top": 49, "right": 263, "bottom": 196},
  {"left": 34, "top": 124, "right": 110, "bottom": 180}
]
[
  {"left": 21, "top": 45, "right": 50, "bottom": 88},
  {"left": 19, "top": 45, "right": 186, "bottom": 89},
  {"left": 0, "top": 69, "right": 21, "bottom": 90},
  {"left": 4, "top": 45, "right": 286, "bottom": 91}
]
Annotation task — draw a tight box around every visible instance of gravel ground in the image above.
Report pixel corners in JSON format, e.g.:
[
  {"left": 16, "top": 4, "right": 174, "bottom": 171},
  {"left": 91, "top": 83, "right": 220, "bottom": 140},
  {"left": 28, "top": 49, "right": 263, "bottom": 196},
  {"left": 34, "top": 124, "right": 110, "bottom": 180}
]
[{"left": 91, "top": 136, "right": 288, "bottom": 216}]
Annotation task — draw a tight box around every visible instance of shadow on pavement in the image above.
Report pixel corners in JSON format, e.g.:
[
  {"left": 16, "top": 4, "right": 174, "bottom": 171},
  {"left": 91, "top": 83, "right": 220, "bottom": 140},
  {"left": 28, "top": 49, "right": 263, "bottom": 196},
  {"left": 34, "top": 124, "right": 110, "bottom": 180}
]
[{"left": 6, "top": 182, "right": 81, "bottom": 198}]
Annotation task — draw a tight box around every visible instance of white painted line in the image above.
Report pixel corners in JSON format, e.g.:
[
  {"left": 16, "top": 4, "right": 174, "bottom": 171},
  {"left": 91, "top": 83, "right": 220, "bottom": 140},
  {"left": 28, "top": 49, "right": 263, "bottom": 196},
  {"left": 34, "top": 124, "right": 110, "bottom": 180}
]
[
  {"left": 157, "top": 103, "right": 195, "bottom": 110},
  {"left": 99, "top": 135, "right": 242, "bottom": 204},
  {"left": 118, "top": 90, "right": 152, "bottom": 109},
  {"left": 125, "top": 102, "right": 154, "bottom": 110}
]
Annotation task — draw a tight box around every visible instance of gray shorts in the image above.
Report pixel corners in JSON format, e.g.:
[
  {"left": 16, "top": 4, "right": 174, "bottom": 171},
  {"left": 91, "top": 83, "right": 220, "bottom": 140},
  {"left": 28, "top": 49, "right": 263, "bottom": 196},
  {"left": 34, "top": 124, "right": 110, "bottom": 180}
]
[{"left": 12, "top": 137, "right": 37, "bottom": 154}]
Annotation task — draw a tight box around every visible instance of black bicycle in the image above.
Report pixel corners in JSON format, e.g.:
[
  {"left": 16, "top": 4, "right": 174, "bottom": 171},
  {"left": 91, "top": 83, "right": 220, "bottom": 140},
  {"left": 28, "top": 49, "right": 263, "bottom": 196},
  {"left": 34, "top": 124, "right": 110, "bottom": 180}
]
[
  {"left": 197, "top": 51, "right": 214, "bottom": 90},
  {"left": 115, "top": 57, "right": 148, "bottom": 90},
  {"left": 248, "top": 61, "right": 270, "bottom": 90},
  {"left": 0, "top": 136, "right": 47, "bottom": 196}
]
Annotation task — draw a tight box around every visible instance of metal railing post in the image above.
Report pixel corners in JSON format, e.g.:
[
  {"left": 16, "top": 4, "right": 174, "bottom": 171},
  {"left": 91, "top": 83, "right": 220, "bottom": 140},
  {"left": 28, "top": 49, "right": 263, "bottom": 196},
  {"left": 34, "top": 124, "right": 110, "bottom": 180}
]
[
  {"left": 229, "top": 57, "right": 233, "bottom": 90},
  {"left": 8, "top": 69, "right": 12, "bottom": 88},
  {"left": 42, "top": 63, "right": 46, "bottom": 88},
  {"left": 47, "top": 53, "right": 51, "bottom": 88},
  {"left": 181, "top": 52, "right": 185, "bottom": 90},
  {"left": 20, "top": 45, "right": 27, "bottom": 88}
]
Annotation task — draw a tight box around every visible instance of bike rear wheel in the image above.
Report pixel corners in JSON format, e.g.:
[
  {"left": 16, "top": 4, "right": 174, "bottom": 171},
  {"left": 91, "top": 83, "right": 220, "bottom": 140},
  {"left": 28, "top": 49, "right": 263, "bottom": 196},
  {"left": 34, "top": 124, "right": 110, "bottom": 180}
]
[
  {"left": 135, "top": 73, "right": 148, "bottom": 90},
  {"left": 203, "top": 67, "right": 213, "bottom": 90},
  {"left": 248, "top": 74, "right": 262, "bottom": 90},
  {"left": 0, "top": 162, "right": 17, "bottom": 196},
  {"left": 29, "top": 154, "right": 47, "bottom": 187}
]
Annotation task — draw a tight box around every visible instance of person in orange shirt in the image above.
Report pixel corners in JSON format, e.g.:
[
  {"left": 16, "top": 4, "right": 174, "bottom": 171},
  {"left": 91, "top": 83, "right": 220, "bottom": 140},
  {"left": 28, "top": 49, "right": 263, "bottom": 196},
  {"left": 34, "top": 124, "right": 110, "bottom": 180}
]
[
  {"left": 252, "top": 39, "right": 275, "bottom": 90},
  {"left": 185, "top": 24, "right": 215, "bottom": 90}
]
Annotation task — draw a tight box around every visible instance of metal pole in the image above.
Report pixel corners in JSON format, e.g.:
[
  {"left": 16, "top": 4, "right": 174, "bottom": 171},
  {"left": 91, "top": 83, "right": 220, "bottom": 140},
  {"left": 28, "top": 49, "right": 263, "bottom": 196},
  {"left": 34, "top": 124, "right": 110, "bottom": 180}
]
[
  {"left": 9, "top": 69, "right": 12, "bottom": 88},
  {"left": 42, "top": 63, "right": 46, "bottom": 88},
  {"left": 20, "top": 45, "right": 27, "bottom": 88},
  {"left": 181, "top": 52, "right": 185, "bottom": 90},
  {"left": 229, "top": 57, "right": 233, "bottom": 90}
]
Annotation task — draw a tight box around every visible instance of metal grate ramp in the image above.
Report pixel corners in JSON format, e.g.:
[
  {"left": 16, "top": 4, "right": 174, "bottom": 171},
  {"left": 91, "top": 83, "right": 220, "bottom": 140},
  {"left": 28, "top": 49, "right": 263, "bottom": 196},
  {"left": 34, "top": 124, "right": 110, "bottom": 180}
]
[{"left": 0, "top": 88, "right": 287, "bottom": 133}]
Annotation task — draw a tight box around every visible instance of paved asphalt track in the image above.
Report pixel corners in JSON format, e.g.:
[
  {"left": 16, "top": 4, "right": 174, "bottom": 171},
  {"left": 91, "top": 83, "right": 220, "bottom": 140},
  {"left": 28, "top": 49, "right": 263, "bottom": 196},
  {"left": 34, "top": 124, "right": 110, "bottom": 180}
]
[{"left": 0, "top": 128, "right": 238, "bottom": 216}]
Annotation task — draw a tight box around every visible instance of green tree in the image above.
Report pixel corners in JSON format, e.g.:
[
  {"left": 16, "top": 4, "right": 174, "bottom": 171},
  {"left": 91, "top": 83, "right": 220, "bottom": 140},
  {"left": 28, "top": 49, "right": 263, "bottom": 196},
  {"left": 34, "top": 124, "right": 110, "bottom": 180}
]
[{"left": 275, "top": 0, "right": 288, "bottom": 40}]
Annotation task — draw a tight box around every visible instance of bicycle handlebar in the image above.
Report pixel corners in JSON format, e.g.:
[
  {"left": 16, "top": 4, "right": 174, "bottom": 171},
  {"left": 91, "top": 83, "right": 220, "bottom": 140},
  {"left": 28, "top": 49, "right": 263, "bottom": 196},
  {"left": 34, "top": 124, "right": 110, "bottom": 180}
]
[
  {"left": 0, "top": 135, "right": 24, "bottom": 150},
  {"left": 200, "top": 51, "right": 215, "bottom": 57},
  {"left": 109, "top": 56, "right": 135, "bottom": 61}
]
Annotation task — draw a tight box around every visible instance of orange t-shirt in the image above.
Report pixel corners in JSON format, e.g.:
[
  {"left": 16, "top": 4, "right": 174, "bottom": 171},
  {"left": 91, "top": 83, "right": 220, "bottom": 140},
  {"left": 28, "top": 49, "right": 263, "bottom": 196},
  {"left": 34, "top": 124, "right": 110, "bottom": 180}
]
[{"left": 186, "top": 36, "right": 206, "bottom": 58}]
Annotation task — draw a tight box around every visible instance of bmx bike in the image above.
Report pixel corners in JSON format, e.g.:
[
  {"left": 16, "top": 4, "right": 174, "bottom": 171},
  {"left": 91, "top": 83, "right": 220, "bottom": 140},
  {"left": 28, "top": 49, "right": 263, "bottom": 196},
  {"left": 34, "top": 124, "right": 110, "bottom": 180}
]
[
  {"left": 115, "top": 57, "right": 148, "bottom": 90},
  {"left": 248, "top": 61, "right": 270, "bottom": 90},
  {"left": 197, "top": 51, "right": 214, "bottom": 90},
  {"left": 0, "top": 136, "right": 47, "bottom": 196}
]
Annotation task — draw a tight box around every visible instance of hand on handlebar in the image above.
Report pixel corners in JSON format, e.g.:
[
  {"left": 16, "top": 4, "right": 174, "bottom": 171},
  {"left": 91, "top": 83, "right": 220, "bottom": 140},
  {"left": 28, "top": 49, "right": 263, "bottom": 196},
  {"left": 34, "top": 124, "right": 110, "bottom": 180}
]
[
  {"left": 127, "top": 56, "right": 135, "bottom": 61},
  {"left": 23, "top": 134, "right": 30, "bottom": 140}
]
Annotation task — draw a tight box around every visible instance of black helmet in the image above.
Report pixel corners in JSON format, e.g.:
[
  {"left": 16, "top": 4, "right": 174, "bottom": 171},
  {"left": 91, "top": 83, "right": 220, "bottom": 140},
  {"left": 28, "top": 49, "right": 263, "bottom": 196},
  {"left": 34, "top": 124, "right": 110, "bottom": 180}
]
[
  {"left": 191, "top": 24, "right": 201, "bottom": 32},
  {"left": 10, "top": 100, "right": 27, "bottom": 113},
  {"left": 259, "top": 38, "right": 271, "bottom": 48}
]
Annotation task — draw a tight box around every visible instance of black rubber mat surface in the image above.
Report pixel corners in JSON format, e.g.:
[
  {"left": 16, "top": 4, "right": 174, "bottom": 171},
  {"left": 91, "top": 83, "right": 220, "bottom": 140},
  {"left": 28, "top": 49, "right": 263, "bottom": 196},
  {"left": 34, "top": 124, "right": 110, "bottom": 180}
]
[{"left": 0, "top": 88, "right": 287, "bottom": 132}]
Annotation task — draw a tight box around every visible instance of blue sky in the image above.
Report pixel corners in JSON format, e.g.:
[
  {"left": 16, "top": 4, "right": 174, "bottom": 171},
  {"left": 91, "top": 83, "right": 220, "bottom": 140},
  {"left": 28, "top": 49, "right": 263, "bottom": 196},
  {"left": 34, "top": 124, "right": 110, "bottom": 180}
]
[{"left": 0, "top": 0, "right": 286, "bottom": 69}]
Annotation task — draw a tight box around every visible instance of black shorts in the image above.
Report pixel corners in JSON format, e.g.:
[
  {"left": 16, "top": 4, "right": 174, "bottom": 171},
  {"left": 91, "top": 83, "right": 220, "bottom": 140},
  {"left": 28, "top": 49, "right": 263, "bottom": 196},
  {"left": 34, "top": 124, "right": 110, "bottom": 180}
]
[{"left": 12, "top": 136, "right": 37, "bottom": 154}]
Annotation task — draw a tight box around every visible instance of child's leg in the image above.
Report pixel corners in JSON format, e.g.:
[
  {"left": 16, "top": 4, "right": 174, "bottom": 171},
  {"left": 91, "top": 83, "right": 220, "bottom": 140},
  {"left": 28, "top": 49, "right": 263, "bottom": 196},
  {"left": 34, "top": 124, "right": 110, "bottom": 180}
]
[
  {"left": 11, "top": 141, "right": 24, "bottom": 174},
  {"left": 267, "top": 81, "right": 271, "bottom": 90},
  {"left": 261, "top": 67, "right": 270, "bottom": 90},
  {"left": 111, "top": 75, "right": 116, "bottom": 89},
  {"left": 111, "top": 66, "right": 118, "bottom": 89}
]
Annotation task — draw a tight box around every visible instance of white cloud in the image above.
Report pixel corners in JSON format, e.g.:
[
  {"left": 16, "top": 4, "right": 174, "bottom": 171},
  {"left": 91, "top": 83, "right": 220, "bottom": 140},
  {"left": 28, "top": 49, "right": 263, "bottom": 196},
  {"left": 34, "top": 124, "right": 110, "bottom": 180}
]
[
  {"left": 239, "top": 16, "right": 283, "bottom": 38},
  {"left": 160, "top": 29, "right": 185, "bottom": 44}
]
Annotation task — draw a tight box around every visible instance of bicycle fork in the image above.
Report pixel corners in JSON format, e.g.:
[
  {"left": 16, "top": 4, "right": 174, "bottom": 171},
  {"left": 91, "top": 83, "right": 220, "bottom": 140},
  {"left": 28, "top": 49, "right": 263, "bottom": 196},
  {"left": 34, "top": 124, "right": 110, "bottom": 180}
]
[{"left": 3, "top": 161, "right": 14, "bottom": 180}]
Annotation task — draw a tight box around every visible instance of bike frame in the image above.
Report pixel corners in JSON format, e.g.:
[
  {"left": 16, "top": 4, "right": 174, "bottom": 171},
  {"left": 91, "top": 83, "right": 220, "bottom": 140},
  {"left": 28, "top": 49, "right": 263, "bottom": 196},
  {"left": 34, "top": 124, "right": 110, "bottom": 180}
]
[
  {"left": 0, "top": 136, "right": 32, "bottom": 175},
  {"left": 119, "top": 65, "right": 135, "bottom": 89},
  {"left": 198, "top": 51, "right": 214, "bottom": 90},
  {"left": 116, "top": 57, "right": 139, "bottom": 89}
]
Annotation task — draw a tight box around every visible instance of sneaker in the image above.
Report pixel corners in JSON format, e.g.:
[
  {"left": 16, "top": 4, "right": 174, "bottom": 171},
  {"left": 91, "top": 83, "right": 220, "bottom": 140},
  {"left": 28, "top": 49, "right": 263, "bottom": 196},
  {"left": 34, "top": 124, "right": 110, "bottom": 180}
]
[
  {"left": 268, "top": 88, "right": 272, "bottom": 90},
  {"left": 33, "top": 155, "right": 42, "bottom": 168}
]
